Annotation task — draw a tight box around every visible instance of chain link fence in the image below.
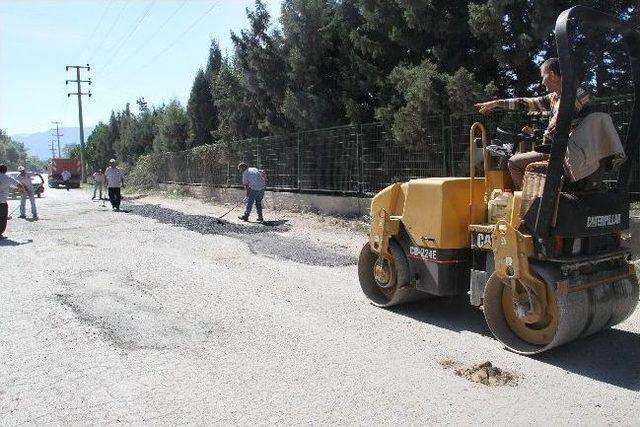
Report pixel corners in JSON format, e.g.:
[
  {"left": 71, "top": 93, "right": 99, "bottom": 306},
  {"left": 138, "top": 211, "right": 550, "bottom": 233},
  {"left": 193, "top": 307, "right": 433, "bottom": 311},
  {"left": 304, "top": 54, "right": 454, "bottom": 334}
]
[{"left": 156, "top": 95, "right": 638, "bottom": 197}]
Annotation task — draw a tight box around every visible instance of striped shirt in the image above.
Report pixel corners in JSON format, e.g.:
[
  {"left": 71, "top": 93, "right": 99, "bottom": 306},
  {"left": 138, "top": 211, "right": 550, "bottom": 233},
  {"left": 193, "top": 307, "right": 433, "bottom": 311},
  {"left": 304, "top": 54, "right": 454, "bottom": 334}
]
[{"left": 496, "top": 87, "right": 591, "bottom": 140}]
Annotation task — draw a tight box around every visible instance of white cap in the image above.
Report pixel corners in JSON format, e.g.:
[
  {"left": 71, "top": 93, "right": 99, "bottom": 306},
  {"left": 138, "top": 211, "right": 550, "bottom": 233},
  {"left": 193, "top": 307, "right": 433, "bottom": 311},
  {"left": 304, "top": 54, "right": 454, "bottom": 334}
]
[
  {"left": 109, "top": 158, "right": 116, "bottom": 163},
  {"left": 18, "top": 166, "right": 25, "bottom": 171}
]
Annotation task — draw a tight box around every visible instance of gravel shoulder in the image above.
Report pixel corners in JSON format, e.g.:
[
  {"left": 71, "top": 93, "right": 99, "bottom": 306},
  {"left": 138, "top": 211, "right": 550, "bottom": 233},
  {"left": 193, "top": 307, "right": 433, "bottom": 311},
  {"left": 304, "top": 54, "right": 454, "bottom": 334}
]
[{"left": 0, "top": 187, "right": 638, "bottom": 426}]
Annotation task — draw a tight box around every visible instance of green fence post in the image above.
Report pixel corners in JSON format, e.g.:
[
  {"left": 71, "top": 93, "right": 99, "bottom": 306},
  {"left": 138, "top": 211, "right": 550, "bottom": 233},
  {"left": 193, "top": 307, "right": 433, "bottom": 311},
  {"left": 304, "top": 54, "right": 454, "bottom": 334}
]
[
  {"left": 449, "top": 115, "right": 455, "bottom": 175},
  {"left": 187, "top": 151, "right": 191, "bottom": 183},
  {"left": 354, "top": 124, "right": 360, "bottom": 195},
  {"left": 441, "top": 115, "right": 448, "bottom": 176},
  {"left": 297, "top": 132, "right": 302, "bottom": 191}
]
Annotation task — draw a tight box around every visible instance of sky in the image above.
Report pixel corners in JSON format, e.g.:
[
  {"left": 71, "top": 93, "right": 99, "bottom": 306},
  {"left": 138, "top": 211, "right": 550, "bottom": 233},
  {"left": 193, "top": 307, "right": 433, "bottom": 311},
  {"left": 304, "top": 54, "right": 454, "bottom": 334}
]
[{"left": 0, "top": 0, "right": 282, "bottom": 136}]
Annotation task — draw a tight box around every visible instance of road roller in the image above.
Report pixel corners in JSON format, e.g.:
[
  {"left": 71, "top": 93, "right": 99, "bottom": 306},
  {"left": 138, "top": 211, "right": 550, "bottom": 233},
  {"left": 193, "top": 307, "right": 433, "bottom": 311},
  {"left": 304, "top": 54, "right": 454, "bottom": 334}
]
[{"left": 358, "top": 6, "right": 640, "bottom": 354}]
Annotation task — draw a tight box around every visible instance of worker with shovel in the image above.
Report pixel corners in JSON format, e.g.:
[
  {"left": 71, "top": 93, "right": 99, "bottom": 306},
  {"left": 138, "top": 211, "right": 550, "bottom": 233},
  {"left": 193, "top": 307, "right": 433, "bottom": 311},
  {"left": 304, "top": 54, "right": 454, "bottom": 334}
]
[{"left": 237, "top": 162, "right": 266, "bottom": 223}]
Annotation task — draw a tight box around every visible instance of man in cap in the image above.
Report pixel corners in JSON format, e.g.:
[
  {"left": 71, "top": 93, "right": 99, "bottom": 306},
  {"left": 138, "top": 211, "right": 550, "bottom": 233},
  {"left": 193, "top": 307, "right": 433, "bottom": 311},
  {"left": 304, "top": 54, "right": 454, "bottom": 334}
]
[
  {"left": 17, "top": 166, "right": 38, "bottom": 220},
  {"left": 92, "top": 168, "right": 105, "bottom": 200},
  {"left": 475, "top": 57, "right": 591, "bottom": 188},
  {"left": 237, "top": 162, "right": 266, "bottom": 222},
  {"left": 105, "top": 159, "right": 124, "bottom": 211}
]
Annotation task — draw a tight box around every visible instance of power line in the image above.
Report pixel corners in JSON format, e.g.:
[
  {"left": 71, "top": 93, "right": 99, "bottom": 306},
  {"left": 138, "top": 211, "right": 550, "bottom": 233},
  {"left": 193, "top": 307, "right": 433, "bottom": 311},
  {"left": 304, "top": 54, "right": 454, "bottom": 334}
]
[
  {"left": 96, "top": 0, "right": 157, "bottom": 73},
  {"left": 106, "top": 0, "right": 188, "bottom": 77},
  {"left": 139, "top": 0, "right": 221, "bottom": 71},
  {"left": 88, "top": 0, "right": 130, "bottom": 65},
  {"left": 77, "top": 0, "right": 114, "bottom": 61},
  {"left": 89, "top": 0, "right": 220, "bottom": 118},
  {"left": 95, "top": 0, "right": 189, "bottom": 91},
  {"left": 97, "top": 0, "right": 217, "bottom": 95}
]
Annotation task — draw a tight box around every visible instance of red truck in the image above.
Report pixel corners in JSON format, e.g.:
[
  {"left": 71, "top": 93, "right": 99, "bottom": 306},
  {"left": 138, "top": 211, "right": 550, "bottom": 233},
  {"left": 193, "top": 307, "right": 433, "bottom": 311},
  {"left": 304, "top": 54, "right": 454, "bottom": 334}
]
[{"left": 48, "top": 158, "right": 82, "bottom": 188}]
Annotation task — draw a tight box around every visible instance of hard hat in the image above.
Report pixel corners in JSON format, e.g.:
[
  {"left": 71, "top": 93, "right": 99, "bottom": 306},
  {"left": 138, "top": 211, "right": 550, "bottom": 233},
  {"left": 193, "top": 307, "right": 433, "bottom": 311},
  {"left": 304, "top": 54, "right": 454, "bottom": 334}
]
[{"left": 18, "top": 166, "right": 25, "bottom": 171}]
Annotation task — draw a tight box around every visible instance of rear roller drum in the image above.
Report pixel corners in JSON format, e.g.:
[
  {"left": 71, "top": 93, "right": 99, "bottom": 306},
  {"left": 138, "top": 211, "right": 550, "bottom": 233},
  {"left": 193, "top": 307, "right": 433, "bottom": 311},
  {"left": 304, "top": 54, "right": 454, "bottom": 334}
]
[
  {"left": 483, "top": 272, "right": 639, "bottom": 354},
  {"left": 358, "top": 240, "right": 426, "bottom": 307}
]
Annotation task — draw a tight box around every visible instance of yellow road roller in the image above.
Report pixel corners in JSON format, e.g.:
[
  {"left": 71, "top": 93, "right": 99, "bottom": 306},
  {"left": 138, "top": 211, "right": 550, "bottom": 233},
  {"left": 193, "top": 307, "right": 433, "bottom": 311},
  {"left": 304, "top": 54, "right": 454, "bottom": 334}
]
[{"left": 358, "top": 6, "right": 640, "bottom": 354}]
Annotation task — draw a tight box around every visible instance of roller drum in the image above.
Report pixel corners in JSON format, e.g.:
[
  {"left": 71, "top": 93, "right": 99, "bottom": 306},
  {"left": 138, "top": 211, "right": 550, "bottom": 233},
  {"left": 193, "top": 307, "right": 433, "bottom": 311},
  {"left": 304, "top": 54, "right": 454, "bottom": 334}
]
[
  {"left": 358, "top": 241, "right": 428, "bottom": 307},
  {"left": 484, "top": 272, "right": 639, "bottom": 355}
]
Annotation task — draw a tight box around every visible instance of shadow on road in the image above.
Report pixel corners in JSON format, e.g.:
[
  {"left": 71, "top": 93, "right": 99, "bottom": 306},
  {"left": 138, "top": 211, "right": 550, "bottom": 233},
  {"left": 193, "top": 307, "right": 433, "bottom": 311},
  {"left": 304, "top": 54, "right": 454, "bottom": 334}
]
[
  {"left": 388, "top": 296, "right": 491, "bottom": 336},
  {"left": 386, "top": 296, "right": 639, "bottom": 390},
  {"left": 533, "top": 328, "right": 640, "bottom": 390},
  {"left": 0, "top": 238, "right": 33, "bottom": 247}
]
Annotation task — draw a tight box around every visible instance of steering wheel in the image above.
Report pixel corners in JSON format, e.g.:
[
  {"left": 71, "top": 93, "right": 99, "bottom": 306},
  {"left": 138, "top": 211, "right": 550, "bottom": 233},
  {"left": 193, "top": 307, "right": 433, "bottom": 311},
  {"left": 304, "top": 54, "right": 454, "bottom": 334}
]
[{"left": 496, "top": 127, "right": 536, "bottom": 142}]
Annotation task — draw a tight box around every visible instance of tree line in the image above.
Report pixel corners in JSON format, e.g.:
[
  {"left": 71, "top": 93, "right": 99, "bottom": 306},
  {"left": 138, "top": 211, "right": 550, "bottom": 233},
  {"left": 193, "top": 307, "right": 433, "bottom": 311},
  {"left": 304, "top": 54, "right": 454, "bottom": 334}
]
[
  {"left": 0, "top": 129, "right": 46, "bottom": 171},
  {"left": 82, "top": 0, "right": 638, "bottom": 172}
]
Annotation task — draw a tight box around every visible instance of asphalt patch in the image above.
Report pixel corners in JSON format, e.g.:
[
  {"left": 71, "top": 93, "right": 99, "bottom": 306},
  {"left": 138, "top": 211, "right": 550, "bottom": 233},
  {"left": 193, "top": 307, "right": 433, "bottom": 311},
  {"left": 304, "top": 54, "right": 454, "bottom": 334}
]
[
  {"left": 54, "top": 274, "right": 211, "bottom": 351},
  {"left": 125, "top": 204, "right": 356, "bottom": 267},
  {"left": 454, "top": 361, "right": 518, "bottom": 386},
  {"left": 438, "top": 357, "right": 518, "bottom": 386}
]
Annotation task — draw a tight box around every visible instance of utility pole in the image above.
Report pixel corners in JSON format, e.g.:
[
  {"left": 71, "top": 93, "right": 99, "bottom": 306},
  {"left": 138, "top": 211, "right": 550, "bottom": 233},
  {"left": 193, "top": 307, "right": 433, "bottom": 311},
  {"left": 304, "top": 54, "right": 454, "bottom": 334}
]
[
  {"left": 51, "top": 121, "right": 63, "bottom": 157},
  {"left": 49, "top": 139, "right": 57, "bottom": 159},
  {"left": 66, "top": 64, "right": 91, "bottom": 182}
]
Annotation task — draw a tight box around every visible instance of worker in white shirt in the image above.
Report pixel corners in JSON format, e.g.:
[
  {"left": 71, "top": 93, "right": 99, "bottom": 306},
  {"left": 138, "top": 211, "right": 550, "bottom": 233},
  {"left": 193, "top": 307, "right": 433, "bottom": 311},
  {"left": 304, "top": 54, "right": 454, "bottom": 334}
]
[
  {"left": 0, "top": 164, "right": 21, "bottom": 238},
  {"left": 92, "top": 169, "right": 106, "bottom": 200},
  {"left": 237, "top": 162, "right": 266, "bottom": 222},
  {"left": 105, "top": 159, "right": 124, "bottom": 211},
  {"left": 17, "top": 166, "right": 38, "bottom": 220}
]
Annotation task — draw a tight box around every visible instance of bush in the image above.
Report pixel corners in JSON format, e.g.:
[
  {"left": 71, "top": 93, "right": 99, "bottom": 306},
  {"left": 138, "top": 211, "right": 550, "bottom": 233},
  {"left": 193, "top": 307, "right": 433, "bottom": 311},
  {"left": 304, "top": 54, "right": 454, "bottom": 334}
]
[{"left": 127, "top": 153, "right": 164, "bottom": 189}]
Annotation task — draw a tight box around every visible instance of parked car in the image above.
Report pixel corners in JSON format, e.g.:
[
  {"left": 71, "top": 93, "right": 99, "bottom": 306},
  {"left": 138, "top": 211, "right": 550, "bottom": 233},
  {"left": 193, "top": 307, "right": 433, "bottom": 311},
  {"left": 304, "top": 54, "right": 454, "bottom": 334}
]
[{"left": 7, "top": 171, "right": 45, "bottom": 198}]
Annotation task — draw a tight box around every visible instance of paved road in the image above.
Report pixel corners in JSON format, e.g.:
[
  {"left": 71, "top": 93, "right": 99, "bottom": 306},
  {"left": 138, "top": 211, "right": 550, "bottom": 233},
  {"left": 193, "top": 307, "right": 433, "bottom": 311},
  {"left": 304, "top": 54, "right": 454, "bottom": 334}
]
[{"left": 1, "top": 187, "right": 638, "bottom": 425}]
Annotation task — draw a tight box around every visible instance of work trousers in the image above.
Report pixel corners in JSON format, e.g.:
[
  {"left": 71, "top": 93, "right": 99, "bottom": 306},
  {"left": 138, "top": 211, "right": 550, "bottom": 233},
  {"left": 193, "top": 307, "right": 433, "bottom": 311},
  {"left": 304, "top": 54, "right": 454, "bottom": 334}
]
[
  {"left": 93, "top": 182, "right": 104, "bottom": 199},
  {"left": 0, "top": 203, "right": 7, "bottom": 236},
  {"left": 508, "top": 151, "right": 549, "bottom": 189},
  {"left": 243, "top": 189, "right": 264, "bottom": 220},
  {"left": 108, "top": 187, "right": 121, "bottom": 210},
  {"left": 20, "top": 192, "right": 37, "bottom": 218}
]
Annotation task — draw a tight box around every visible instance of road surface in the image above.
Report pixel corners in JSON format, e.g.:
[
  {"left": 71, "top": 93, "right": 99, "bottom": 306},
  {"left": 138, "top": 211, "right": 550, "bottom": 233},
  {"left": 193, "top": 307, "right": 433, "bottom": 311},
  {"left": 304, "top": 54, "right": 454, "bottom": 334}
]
[{"left": 1, "top": 187, "right": 638, "bottom": 425}]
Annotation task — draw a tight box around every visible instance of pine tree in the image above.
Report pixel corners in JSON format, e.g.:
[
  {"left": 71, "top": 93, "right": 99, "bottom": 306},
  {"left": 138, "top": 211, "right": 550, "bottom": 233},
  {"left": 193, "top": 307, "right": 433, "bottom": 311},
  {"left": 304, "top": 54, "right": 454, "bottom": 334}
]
[
  {"left": 231, "top": 0, "right": 290, "bottom": 134},
  {"left": 85, "top": 123, "right": 112, "bottom": 170},
  {"left": 212, "top": 60, "right": 261, "bottom": 141},
  {"left": 280, "top": 0, "right": 345, "bottom": 130},
  {"left": 205, "top": 39, "right": 223, "bottom": 81},
  {"left": 153, "top": 99, "right": 189, "bottom": 152},
  {"left": 187, "top": 69, "right": 217, "bottom": 147}
]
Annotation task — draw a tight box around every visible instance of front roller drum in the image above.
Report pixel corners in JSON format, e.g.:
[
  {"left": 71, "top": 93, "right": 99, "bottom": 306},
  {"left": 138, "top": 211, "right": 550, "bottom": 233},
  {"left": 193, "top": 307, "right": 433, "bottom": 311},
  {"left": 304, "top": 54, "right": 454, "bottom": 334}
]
[
  {"left": 358, "top": 240, "right": 427, "bottom": 307},
  {"left": 483, "top": 272, "right": 639, "bottom": 354}
]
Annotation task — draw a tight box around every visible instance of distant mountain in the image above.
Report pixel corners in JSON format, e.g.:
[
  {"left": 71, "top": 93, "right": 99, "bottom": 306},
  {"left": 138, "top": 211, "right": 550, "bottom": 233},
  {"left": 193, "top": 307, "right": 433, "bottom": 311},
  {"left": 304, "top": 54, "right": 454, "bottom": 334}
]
[{"left": 11, "top": 126, "right": 96, "bottom": 160}]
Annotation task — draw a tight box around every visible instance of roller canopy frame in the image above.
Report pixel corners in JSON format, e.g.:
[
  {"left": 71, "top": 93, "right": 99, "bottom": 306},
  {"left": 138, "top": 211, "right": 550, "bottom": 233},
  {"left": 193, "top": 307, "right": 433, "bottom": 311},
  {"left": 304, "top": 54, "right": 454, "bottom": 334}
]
[{"left": 535, "top": 6, "right": 640, "bottom": 248}]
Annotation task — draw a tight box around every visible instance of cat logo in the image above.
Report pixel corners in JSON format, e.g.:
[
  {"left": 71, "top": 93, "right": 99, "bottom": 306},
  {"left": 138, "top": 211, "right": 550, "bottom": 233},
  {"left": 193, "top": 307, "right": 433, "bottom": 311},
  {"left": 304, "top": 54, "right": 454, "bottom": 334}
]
[{"left": 472, "top": 232, "right": 492, "bottom": 250}]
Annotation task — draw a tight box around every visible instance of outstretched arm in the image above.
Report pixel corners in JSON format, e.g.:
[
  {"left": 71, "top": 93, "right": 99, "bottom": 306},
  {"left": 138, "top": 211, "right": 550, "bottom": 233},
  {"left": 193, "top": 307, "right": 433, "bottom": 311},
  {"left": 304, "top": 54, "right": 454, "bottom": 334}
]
[{"left": 475, "top": 95, "right": 553, "bottom": 115}]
